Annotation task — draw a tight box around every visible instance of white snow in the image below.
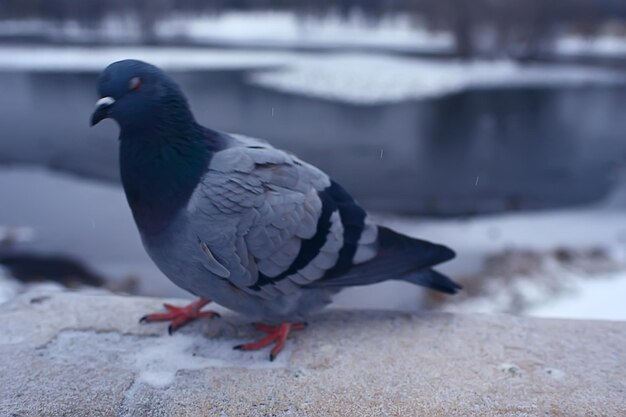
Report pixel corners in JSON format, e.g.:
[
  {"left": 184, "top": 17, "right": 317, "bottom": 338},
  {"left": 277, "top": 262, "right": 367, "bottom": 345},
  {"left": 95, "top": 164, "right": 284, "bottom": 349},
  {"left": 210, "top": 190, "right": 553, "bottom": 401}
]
[
  {"left": 0, "top": 17, "right": 143, "bottom": 43},
  {"left": 0, "top": 12, "right": 453, "bottom": 54},
  {"left": 0, "top": 266, "right": 69, "bottom": 306},
  {"left": 250, "top": 54, "right": 625, "bottom": 104},
  {"left": 156, "top": 11, "right": 453, "bottom": 53},
  {"left": 555, "top": 35, "right": 626, "bottom": 58},
  {"left": 383, "top": 209, "right": 626, "bottom": 264},
  {"left": 0, "top": 45, "right": 293, "bottom": 72},
  {"left": 526, "top": 272, "right": 626, "bottom": 321},
  {"left": 0, "top": 267, "right": 22, "bottom": 305},
  {"left": 2, "top": 13, "right": 626, "bottom": 61},
  {"left": 379, "top": 187, "right": 626, "bottom": 320},
  {"left": 131, "top": 333, "right": 288, "bottom": 387},
  {"left": 0, "top": 45, "right": 621, "bottom": 105}
]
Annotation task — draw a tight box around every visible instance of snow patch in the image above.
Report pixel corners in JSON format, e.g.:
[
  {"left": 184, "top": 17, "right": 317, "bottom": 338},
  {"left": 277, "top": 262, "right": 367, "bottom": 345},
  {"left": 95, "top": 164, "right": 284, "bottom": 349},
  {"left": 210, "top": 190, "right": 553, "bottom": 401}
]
[
  {"left": 526, "top": 272, "right": 626, "bottom": 321},
  {"left": 544, "top": 368, "right": 566, "bottom": 381},
  {"left": 131, "top": 333, "right": 289, "bottom": 388},
  {"left": 0, "top": 17, "right": 142, "bottom": 43},
  {"left": 156, "top": 11, "right": 453, "bottom": 53},
  {"left": 0, "top": 267, "right": 22, "bottom": 304},
  {"left": 555, "top": 35, "right": 626, "bottom": 58},
  {"left": 250, "top": 54, "right": 625, "bottom": 104},
  {"left": 44, "top": 329, "right": 292, "bottom": 390},
  {"left": 0, "top": 12, "right": 453, "bottom": 54},
  {"left": 499, "top": 363, "right": 522, "bottom": 376},
  {"left": 380, "top": 181, "right": 626, "bottom": 321},
  {"left": 0, "top": 45, "right": 292, "bottom": 72}
]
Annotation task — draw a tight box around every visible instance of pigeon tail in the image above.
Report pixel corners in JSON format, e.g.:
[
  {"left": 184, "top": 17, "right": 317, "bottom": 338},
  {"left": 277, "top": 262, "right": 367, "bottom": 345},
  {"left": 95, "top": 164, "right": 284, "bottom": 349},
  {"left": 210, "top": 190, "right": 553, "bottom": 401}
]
[
  {"left": 309, "top": 226, "right": 459, "bottom": 293},
  {"left": 403, "top": 268, "right": 462, "bottom": 294}
]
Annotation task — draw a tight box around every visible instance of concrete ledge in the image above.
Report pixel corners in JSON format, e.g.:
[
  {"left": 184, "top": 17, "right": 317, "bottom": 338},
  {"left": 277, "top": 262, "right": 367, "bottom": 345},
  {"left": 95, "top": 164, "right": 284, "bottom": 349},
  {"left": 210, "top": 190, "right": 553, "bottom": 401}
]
[{"left": 1, "top": 291, "right": 624, "bottom": 416}]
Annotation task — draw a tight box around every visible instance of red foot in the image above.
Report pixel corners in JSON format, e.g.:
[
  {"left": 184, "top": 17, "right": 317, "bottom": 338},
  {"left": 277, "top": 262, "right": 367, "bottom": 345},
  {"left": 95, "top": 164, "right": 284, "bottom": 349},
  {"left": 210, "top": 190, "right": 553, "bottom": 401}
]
[
  {"left": 139, "top": 298, "right": 220, "bottom": 334},
  {"left": 234, "top": 322, "right": 306, "bottom": 361}
]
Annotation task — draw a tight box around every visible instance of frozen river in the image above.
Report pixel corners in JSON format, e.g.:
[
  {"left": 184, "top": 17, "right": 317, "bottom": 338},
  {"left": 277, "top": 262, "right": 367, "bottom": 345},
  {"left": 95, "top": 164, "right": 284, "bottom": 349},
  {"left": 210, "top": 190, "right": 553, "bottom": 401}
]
[{"left": 1, "top": 48, "right": 626, "bottom": 215}]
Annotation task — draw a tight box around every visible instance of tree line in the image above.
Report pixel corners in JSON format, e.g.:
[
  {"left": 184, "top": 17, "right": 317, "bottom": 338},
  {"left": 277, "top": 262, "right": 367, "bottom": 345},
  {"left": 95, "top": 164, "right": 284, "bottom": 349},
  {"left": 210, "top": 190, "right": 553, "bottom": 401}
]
[{"left": 1, "top": 0, "right": 625, "bottom": 58}]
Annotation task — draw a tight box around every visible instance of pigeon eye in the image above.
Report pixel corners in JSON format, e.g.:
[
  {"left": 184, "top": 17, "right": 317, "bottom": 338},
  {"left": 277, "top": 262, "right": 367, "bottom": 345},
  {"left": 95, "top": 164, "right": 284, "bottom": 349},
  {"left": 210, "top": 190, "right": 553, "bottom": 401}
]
[{"left": 129, "top": 77, "right": 142, "bottom": 91}]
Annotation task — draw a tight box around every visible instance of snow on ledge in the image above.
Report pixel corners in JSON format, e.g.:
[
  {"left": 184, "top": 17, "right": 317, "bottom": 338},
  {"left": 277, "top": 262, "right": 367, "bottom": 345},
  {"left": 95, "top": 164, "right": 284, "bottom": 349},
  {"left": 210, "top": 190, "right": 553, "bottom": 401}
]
[
  {"left": 43, "top": 330, "right": 290, "bottom": 389},
  {"left": 2, "top": 291, "right": 625, "bottom": 416}
]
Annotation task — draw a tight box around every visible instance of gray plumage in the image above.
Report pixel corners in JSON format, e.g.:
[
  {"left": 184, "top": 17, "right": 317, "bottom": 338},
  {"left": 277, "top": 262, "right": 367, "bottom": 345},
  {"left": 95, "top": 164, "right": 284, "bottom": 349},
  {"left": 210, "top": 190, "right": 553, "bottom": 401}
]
[
  {"left": 90, "top": 60, "right": 460, "bottom": 326},
  {"left": 142, "top": 133, "right": 456, "bottom": 322}
]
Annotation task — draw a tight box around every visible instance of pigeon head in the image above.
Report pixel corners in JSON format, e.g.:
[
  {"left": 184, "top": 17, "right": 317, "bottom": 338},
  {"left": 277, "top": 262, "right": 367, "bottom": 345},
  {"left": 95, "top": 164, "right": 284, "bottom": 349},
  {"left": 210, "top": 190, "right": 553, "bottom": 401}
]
[{"left": 90, "top": 59, "right": 195, "bottom": 134}]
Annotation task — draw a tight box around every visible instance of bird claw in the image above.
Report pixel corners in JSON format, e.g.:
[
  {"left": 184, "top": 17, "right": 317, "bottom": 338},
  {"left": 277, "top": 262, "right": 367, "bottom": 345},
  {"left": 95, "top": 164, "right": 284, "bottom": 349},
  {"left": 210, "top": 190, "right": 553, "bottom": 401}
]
[
  {"left": 139, "top": 298, "right": 219, "bottom": 333},
  {"left": 233, "top": 322, "right": 306, "bottom": 361}
]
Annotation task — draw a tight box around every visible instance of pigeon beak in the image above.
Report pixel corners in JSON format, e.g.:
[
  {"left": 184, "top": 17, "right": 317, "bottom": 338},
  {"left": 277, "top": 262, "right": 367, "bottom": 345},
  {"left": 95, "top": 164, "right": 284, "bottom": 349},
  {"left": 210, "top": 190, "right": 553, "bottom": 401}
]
[{"left": 90, "top": 96, "right": 115, "bottom": 126}]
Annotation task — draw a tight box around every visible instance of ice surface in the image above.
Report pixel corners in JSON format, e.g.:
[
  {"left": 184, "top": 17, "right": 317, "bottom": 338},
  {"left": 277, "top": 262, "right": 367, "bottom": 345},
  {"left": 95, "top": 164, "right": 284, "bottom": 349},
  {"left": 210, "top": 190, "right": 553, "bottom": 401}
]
[{"left": 250, "top": 54, "right": 625, "bottom": 104}]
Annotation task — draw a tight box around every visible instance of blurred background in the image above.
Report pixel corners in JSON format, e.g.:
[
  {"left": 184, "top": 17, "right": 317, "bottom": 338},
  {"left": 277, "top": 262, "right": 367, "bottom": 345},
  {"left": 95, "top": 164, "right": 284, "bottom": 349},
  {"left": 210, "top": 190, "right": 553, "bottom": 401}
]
[{"left": 1, "top": 0, "right": 626, "bottom": 320}]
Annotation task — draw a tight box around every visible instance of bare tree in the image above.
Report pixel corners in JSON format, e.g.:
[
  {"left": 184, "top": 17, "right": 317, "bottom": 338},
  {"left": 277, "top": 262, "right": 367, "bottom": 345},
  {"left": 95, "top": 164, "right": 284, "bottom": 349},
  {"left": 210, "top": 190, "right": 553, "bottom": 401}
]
[{"left": 0, "top": 0, "right": 624, "bottom": 58}]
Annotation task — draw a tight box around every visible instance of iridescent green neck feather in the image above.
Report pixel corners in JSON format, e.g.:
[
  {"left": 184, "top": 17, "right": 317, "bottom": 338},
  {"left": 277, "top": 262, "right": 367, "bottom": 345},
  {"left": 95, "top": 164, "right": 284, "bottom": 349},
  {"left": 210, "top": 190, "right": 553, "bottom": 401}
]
[{"left": 118, "top": 92, "right": 224, "bottom": 235}]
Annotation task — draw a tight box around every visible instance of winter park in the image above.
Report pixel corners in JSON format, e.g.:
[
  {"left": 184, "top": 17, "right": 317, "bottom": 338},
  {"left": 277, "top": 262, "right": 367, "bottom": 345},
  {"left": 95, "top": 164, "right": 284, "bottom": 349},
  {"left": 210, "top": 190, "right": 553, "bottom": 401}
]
[{"left": 1, "top": 1, "right": 626, "bottom": 416}]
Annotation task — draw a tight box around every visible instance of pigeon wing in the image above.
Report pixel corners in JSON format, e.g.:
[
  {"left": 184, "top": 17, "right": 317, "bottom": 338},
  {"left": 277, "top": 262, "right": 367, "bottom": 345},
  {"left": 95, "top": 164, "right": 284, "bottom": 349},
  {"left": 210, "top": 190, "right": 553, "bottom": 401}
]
[{"left": 187, "top": 139, "right": 377, "bottom": 300}]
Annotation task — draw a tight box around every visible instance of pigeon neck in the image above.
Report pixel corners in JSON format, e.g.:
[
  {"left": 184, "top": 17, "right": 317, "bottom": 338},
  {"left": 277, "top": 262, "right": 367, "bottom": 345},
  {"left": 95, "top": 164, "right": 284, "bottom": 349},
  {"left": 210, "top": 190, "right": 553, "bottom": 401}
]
[{"left": 119, "top": 126, "right": 220, "bottom": 235}]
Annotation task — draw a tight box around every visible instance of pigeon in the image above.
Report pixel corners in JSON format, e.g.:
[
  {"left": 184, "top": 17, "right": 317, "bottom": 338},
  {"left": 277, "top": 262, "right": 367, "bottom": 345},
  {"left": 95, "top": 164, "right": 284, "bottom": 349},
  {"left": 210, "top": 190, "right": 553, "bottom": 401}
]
[{"left": 90, "top": 60, "right": 460, "bottom": 360}]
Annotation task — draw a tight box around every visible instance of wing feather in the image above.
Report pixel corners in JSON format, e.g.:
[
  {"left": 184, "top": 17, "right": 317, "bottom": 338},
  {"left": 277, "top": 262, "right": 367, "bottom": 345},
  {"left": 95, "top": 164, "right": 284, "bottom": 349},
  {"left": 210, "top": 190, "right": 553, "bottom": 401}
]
[{"left": 188, "top": 139, "right": 353, "bottom": 299}]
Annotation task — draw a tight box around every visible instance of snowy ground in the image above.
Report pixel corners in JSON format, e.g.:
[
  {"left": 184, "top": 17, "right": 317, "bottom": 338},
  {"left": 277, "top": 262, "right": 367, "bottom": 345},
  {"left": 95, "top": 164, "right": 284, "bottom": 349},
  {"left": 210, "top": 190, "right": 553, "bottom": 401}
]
[
  {"left": 382, "top": 211, "right": 626, "bottom": 321},
  {"left": 0, "top": 166, "right": 625, "bottom": 321},
  {"left": 0, "top": 45, "right": 623, "bottom": 105}
]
